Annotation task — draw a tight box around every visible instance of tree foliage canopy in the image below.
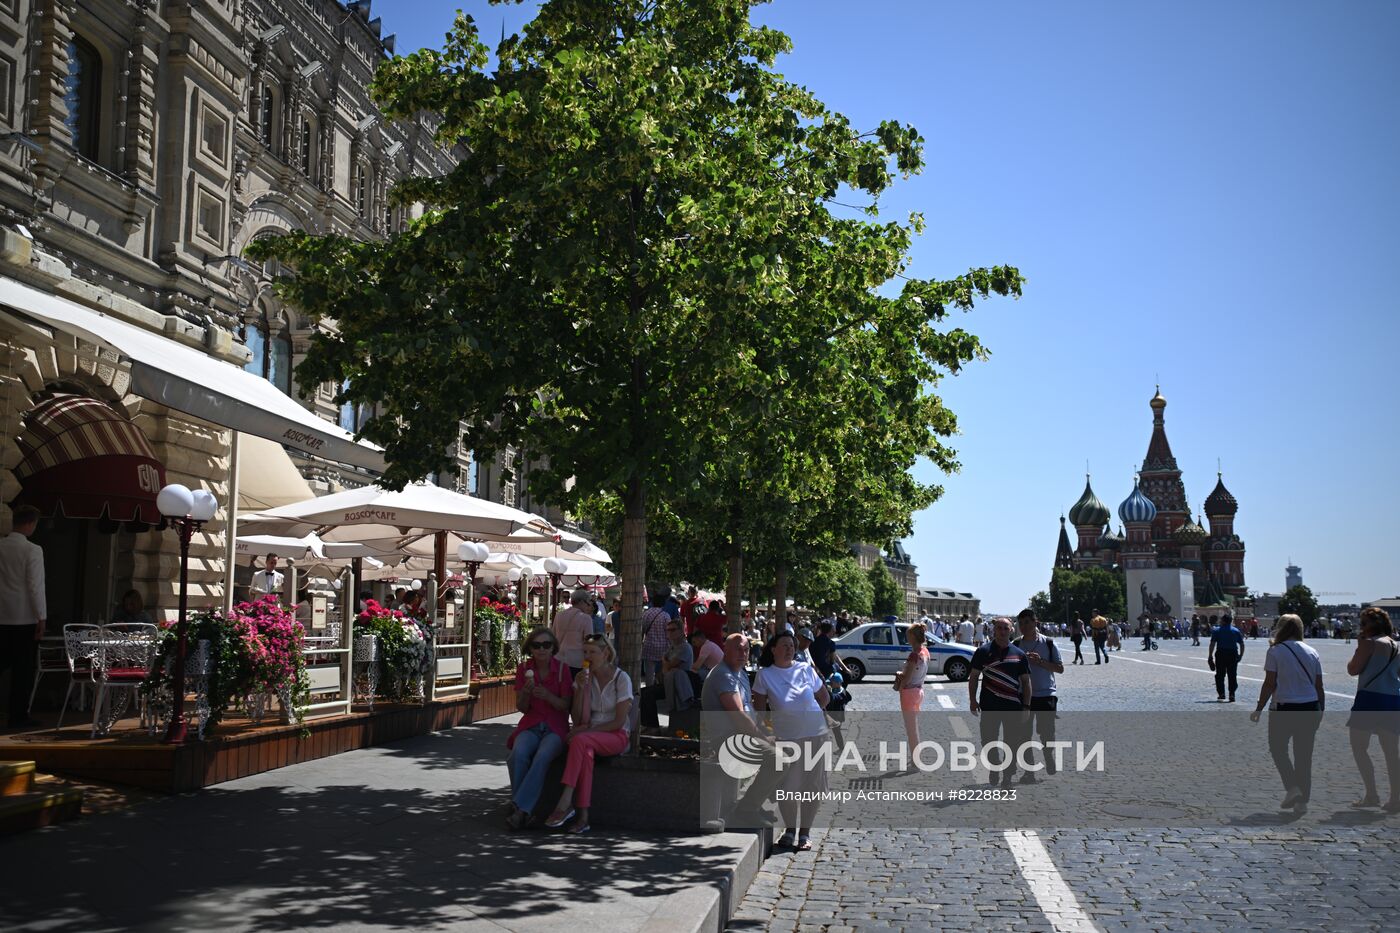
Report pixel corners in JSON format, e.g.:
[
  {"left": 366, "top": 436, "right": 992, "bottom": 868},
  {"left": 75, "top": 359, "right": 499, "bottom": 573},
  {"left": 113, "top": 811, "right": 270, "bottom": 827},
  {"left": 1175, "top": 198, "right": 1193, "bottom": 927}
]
[
  {"left": 868, "top": 558, "right": 904, "bottom": 618},
  {"left": 247, "top": 0, "right": 1020, "bottom": 671},
  {"left": 1279, "top": 584, "right": 1319, "bottom": 628},
  {"left": 1031, "top": 567, "right": 1127, "bottom": 625},
  {"left": 790, "top": 556, "right": 875, "bottom": 616}
]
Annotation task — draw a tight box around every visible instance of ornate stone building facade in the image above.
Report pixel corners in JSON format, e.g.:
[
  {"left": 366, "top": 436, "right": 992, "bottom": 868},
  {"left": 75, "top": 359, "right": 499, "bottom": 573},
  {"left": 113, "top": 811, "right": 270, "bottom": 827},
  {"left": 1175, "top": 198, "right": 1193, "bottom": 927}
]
[{"left": 0, "top": 0, "right": 452, "bottom": 622}]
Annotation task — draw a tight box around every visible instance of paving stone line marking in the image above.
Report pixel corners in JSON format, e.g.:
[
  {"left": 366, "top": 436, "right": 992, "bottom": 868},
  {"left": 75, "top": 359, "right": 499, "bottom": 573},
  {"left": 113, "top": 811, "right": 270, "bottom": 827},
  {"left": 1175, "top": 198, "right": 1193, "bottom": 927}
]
[
  {"left": 1113, "top": 653, "right": 1353, "bottom": 700},
  {"left": 1003, "top": 829, "right": 1100, "bottom": 933},
  {"left": 936, "top": 693, "right": 956, "bottom": 709},
  {"left": 947, "top": 715, "right": 972, "bottom": 739}
]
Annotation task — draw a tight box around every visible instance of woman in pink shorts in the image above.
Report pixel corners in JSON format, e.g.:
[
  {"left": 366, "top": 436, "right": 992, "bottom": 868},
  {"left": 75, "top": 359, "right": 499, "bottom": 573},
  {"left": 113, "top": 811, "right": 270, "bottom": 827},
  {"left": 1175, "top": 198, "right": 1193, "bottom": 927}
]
[{"left": 895, "top": 622, "right": 930, "bottom": 749}]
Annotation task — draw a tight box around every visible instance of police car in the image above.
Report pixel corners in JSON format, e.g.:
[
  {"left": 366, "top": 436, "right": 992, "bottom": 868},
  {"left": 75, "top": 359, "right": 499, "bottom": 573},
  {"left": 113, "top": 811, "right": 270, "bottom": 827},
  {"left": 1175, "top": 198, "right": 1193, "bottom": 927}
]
[{"left": 833, "top": 621, "right": 975, "bottom": 683}]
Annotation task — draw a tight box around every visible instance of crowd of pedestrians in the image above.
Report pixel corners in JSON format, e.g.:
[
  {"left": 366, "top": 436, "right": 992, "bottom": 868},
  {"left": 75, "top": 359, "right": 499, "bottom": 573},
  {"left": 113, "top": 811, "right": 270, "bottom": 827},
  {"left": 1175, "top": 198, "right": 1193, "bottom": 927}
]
[{"left": 495, "top": 578, "right": 1398, "bottom": 836}]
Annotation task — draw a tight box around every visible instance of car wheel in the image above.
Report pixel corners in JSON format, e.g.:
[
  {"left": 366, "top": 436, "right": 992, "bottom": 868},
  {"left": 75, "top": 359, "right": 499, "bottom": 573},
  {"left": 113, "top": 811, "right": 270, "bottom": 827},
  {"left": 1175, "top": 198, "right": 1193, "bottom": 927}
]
[
  {"left": 844, "top": 658, "right": 866, "bottom": 683},
  {"left": 944, "top": 657, "right": 970, "bottom": 682}
]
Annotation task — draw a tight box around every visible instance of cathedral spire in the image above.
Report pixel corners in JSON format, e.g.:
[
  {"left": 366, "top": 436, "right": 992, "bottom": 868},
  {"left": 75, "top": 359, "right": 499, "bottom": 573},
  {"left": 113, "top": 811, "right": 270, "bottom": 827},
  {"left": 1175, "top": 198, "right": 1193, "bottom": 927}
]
[
  {"left": 1054, "top": 515, "right": 1074, "bottom": 570},
  {"left": 1144, "top": 386, "right": 1175, "bottom": 468}
]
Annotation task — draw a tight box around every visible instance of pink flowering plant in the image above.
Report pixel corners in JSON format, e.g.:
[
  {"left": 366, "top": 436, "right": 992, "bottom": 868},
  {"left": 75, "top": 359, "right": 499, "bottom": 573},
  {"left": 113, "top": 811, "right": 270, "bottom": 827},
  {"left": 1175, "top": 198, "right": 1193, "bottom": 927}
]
[
  {"left": 474, "top": 596, "right": 523, "bottom": 677},
  {"left": 354, "top": 599, "right": 428, "bottom": 701},
  {"left": 230, "top": 597, "right": 311, "bottom": 720},
  {"left": 143, "top": 596, "right": 310, "bottom": 732}
]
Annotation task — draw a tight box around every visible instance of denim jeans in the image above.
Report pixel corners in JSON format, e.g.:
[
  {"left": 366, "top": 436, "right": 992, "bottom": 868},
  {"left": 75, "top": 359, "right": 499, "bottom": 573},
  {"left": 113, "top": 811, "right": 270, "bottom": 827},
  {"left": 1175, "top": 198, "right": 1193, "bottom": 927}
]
[{"left": 508, "top": 723, "right": 565, "bottom": 813}]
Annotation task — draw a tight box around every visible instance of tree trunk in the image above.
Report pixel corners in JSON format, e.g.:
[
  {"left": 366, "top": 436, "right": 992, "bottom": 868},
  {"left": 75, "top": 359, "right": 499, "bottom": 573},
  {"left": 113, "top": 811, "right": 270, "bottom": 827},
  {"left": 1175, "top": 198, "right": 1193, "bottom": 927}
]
[
  {"left": 725, "top": 539, "right": 743, "bottom": 637},
  {"left": 774, "top": 563, "right": 789, "bottom": 632},
  {"left": 619, "top": 474, "right": 647, "bottom": 685}
]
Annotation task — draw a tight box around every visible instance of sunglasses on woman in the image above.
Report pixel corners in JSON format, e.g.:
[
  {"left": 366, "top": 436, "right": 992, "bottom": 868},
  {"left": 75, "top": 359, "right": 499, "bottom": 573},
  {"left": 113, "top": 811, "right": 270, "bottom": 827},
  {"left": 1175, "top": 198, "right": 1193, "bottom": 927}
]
[{"left": 528, "top": 640, "right": 555, "bottom": 650}]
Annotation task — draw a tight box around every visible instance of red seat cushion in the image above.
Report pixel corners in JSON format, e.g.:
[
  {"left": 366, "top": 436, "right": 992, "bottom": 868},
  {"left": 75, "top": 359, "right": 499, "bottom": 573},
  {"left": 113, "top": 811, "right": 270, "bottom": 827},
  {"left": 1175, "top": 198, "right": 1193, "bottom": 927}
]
[{"left": 105, "top": 668, "right": 150, "bottom": 682}]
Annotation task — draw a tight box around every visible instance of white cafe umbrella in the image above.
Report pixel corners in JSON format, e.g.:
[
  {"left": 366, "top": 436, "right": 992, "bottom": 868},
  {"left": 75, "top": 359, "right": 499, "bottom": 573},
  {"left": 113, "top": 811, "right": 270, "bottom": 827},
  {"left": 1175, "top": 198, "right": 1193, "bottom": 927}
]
[
  {"left": 235, "top": 532, "right": 327, "bottom": 561},
  {"left": 528, "top": 557, "right": 617, "bottom": 588},
  {"left": 490, "top": 524, "right": 611, "bottom": 564},
  {"left": 250, "top": 482, "right": 557, "bottom": 541}
]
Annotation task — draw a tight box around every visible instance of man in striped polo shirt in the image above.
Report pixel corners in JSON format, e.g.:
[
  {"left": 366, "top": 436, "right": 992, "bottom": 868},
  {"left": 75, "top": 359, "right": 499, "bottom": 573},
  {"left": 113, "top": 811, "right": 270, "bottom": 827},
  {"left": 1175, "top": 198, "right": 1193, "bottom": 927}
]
[{"left": 968, "top": 617, "right": 1032, "bottom": 786}]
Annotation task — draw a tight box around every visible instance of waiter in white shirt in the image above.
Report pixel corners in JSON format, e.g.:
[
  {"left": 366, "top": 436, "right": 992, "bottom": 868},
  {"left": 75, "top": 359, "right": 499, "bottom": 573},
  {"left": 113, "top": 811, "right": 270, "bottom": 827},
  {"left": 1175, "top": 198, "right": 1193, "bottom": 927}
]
[
  {"left": 1, "top": 505, "right": 47, "bottom": 729},
  {"left": 250, "top": 553, "right": 284, "bottom": 597}
]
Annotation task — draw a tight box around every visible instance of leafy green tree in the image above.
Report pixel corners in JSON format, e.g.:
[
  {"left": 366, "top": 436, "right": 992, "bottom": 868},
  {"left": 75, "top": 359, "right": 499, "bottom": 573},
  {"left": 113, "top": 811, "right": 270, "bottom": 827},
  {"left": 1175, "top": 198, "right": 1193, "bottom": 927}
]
[
  {"left": 1279, "top": 584, "right": 1319, "bottom": 628},
  {"left": 791, "top": 556, "right": 874, "bottom": 616},
  {"left": 1036, "top": 567, "right": 1127, "bottom": 625},
  {"left": 869, "top": 558, "right": 904, "bottom": 618},
  {"left": 251, "top": 0, "right": 1019, "bottom": 678}
]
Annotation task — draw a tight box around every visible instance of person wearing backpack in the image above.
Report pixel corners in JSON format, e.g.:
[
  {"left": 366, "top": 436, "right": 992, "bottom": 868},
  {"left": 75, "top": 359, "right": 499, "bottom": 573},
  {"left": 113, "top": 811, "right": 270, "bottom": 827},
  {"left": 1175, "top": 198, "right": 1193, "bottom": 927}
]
[
  {"left": 1014, "top": 608, "right": 1064, "bottom": 781},
  {"left": 1249, "top": 614, "right": 1324, "bottom": 812}
]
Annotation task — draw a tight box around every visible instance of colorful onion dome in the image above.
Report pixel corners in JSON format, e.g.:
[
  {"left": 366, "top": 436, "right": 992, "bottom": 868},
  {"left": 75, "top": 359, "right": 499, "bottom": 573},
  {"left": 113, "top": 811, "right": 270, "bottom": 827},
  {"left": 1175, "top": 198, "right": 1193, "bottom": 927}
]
[
  {"left": 1173, "top": 515, "right": 1208, "bottom": 545},
  {"left": 1068, "top": 476, "right": 1110, "bottom": 527},
  {"left": 1097, "top": 524, "right": 1124, "bottom": 550},
  {"left": 1150, "top": 386, "right": 1167, "bottom": 411},
  {"left": 1204, "top": 472, "right": 1238, "bottom": 517},
  {"left": 1118, "top": 479, "right": 1158, "bottom": 525}
]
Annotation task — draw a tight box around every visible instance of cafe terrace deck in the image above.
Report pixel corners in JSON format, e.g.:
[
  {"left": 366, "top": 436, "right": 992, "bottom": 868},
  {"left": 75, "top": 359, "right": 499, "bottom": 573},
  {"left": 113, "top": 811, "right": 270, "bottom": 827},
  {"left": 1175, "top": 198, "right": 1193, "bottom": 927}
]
[{"left": 0, "top": 677, "right": 517, "bottom": 793}]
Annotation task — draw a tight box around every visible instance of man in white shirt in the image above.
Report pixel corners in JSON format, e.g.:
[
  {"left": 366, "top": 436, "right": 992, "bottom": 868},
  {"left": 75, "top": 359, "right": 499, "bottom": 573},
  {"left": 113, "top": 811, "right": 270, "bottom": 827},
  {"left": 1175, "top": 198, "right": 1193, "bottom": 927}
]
[
  {"left": 957, "top": 615, "right": 975, "bottom": 645},
  {"left": 250, "top": 553, "right": 284, "bottom": 598},
  {"left": 1, "top": 505, "right": 47, "bottom": 729}
]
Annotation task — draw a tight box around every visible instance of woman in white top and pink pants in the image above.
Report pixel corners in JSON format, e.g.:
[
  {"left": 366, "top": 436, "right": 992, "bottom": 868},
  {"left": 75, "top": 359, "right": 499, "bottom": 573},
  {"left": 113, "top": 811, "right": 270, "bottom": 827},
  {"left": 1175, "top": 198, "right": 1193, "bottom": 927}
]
[{"left": 545, "top": 634, "right": 633, "bottom": 834}]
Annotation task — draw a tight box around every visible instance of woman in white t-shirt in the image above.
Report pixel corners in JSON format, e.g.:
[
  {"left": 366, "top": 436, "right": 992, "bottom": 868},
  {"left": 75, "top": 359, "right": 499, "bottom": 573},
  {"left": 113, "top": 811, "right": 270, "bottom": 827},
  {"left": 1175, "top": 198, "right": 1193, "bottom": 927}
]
[
  {"left": 753, "top": 631, "right": 830, "bottom": 851},
  {"left": 1250, "top": 614, "right": 1325, "bottom": 811},
  {"left": 545, "top": 635, "right": 633, "bottom": 834}
]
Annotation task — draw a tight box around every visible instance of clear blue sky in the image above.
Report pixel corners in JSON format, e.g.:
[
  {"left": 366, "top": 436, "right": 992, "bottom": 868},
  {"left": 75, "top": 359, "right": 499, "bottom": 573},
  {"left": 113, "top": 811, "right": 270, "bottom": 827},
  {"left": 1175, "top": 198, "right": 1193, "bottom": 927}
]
[{"left": 387, "top": 1, "right": 1400, "bottom": 613}]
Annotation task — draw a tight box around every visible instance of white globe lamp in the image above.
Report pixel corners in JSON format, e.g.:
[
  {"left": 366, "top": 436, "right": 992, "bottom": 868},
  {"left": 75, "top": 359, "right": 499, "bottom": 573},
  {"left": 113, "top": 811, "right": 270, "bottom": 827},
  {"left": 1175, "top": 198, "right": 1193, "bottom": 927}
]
[{"left": 156, "top": 483, "right": 194, "bottom": 518}]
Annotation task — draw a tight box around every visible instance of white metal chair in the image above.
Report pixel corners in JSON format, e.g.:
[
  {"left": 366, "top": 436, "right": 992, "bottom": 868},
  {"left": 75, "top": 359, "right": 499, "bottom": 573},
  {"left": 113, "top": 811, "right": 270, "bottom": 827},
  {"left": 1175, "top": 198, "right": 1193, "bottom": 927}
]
[
  {"left": 55, "top": 624, "right": 103, "bottom": 734},
  {"left": 149, "top": 639, "right": 212, "bottom": 739},
  {"left": 353, "top": 634, "right": 378, "bottom": 709},
  {"left": 29, "top": 636, "right": 71, "bottom": 716},
  {"left": 91, "top": 623, "right": 158, "bottom": 737}
]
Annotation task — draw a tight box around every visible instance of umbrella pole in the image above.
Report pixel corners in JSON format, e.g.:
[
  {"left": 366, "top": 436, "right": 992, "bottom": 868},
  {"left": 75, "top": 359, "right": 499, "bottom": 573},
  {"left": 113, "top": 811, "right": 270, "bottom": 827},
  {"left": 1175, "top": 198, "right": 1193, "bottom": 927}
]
[
  {"left": 222, "top": 430, "right": 240, "bottom": 616},
  {"left": 433, "top": 531, "right": 447, "bottom": 616}
]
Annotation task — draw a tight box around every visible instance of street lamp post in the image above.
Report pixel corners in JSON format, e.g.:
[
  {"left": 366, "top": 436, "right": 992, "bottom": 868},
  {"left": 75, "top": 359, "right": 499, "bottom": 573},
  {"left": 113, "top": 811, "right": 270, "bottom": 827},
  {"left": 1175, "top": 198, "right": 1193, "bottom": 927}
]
[
  {"left": 457, "top": 540, "right": 489, "bottom": 592},
  {"left": 156, "top": 483, "right": 219, "bottom": 745},
  {"left": 542, "top": 557, "right": 567, "bottom": 624}
]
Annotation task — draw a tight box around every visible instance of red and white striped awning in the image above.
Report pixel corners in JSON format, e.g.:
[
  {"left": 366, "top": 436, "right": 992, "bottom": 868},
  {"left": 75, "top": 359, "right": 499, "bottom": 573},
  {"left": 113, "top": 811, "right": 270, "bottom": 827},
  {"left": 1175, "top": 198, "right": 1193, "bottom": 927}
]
[{"left": 14, "top": 391, "right": 166, "bottom": 524}]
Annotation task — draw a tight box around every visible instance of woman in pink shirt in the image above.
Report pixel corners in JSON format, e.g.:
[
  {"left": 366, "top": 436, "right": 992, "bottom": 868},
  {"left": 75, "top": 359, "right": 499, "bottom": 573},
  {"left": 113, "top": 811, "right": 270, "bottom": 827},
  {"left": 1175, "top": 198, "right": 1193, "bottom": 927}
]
[{"left": 505, "top": 627, "right": 573, "bottom": 830}]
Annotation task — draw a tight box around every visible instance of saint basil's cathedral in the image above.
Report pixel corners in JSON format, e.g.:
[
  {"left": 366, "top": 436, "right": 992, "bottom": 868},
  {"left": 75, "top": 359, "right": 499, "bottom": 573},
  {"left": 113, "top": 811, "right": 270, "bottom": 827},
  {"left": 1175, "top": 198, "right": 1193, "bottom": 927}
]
[{"left": 1053, "top": 389, "right": 1248, "bottom": 608}]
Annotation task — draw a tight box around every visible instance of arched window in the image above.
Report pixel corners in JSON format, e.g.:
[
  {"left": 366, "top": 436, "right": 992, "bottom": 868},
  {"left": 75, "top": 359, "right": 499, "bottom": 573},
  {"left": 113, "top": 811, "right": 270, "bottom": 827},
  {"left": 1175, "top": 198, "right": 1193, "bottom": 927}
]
[
  {"left": 242, "top": 320, "right": 267, "bottom": 378},
  {"left": 338, "top": 379, "right": 356, "bottom": 432},
  {"left": 64, "top": 37, "right": 102, "bottom": 162},
  {"left": 242, "top": 304, "right": 293, "bottom": 396}
]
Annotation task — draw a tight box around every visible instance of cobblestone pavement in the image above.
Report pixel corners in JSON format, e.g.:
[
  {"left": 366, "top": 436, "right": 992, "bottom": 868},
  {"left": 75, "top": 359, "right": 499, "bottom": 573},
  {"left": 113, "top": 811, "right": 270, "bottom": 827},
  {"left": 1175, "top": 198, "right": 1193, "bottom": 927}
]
[
  {"left": 729, "top": 639, "right": 1394, "bottom": 931},
  {"left": 730, "top": 824, "right": 1396, "bottom": 932}
]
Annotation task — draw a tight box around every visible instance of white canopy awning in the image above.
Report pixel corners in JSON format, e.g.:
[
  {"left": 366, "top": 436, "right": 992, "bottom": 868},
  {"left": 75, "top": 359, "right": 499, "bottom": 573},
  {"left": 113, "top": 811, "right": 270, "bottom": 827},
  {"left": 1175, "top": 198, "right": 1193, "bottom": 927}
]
[
  {"left": 235, "top": 532, "right": 326, "bottom": 560},
  {"left": 250, "top": 483, "right": 558, "bottom": 542},
  {"left": 0, "top": 275, "right": 385, "bottom": 470},
  {"left": 531, "top": 557, "right": 616, "bottom": 588},
  {"left": 237, "top": 433, "right": 315, "bottom": 512}
]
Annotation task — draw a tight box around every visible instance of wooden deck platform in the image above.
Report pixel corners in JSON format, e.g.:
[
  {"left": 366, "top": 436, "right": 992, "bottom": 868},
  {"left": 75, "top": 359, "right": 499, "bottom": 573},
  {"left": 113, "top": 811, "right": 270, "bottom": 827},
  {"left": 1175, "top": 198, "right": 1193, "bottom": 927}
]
[{"left": 0, "top": 677, "right": 517, "bottom": 793}]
